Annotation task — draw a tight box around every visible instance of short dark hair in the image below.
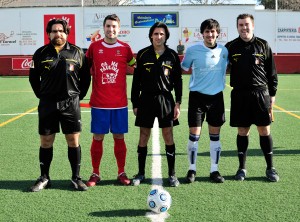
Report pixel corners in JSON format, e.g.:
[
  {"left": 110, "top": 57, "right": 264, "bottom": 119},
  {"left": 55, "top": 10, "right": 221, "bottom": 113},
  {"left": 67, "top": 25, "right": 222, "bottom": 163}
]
[
  {"left": 148, "top": 22, "right": 170, "bottom": 45},
  {"left": 46, "top": 19, "right": 70, "bottom": 35},
  {"left": 236, "top": 13, "right": 254, "bottom": 27},
  {"left": 200, "top": 19, "right": 220, "bottom": 34},
  {"left": 103, "top": 14, "right": 120, "bottom": 27}
]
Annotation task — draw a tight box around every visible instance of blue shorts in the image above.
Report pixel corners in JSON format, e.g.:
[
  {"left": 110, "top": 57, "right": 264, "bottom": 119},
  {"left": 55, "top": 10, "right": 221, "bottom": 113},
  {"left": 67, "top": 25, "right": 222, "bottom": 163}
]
[{"left": 91, "top": 107, "right": 128, "bottom": 134}]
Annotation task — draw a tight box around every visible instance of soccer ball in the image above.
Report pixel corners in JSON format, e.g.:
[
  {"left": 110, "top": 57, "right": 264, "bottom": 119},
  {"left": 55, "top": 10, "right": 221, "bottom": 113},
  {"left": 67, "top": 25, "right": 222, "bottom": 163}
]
[{"left": 147, "top": 188, "right": 172, "bottom": 214}]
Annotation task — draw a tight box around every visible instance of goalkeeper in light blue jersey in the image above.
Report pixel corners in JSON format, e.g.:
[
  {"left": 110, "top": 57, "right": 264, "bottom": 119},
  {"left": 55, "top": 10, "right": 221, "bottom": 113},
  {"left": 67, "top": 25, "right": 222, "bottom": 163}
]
[{"left": 181, "top": 18, "right": 228, "bottom": 183}]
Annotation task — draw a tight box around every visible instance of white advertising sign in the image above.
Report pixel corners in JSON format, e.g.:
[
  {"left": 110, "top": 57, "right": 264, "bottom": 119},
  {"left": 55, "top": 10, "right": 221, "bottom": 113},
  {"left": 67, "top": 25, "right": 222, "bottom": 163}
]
[{"left": 0, "top": 6, "right": 299, "bottom": 55}]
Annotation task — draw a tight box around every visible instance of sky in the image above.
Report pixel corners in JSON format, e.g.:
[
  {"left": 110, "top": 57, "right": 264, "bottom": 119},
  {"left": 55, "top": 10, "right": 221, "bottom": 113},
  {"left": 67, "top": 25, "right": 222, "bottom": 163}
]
[{"left": 142, "top": 0, "right": 257, "bottom": 4}]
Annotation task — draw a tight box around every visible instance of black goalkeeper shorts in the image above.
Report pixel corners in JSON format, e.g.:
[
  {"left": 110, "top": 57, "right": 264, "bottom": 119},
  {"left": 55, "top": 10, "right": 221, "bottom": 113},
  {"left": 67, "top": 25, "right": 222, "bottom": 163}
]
[{"left": 188, "top": 91, "right": 225, "bottom": 128}]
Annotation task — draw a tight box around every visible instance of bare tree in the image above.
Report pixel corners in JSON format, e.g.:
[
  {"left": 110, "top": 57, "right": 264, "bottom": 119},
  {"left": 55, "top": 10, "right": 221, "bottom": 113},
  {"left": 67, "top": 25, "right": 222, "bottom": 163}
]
[
  {"left": 181, "top": 0, "right": 234, "bottom": 4},
  {"left": 260, "top": 0, "right": 300, "bottom": 11},
  {"left": 0, "top": 0, "right": 18, "bottom": 6},
  {"left": 90, "top": 0, "right": 145, "bottom": 5}
]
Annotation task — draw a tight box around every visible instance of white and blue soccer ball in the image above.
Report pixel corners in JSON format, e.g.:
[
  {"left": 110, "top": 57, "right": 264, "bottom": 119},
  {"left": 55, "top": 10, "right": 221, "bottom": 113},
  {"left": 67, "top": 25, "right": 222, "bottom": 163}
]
[{"left": 147, "top": 188, "right": 172, "bottom": 214}]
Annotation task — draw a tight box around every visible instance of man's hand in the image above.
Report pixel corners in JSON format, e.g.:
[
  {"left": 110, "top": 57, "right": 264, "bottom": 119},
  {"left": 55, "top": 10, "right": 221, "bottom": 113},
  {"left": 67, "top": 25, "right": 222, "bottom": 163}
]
[
  {"left": 133, "top": 108, "right": 138, "bottom": 116},
  {"left": 173, "top": 103, "right": 181, "bottom": 120}
]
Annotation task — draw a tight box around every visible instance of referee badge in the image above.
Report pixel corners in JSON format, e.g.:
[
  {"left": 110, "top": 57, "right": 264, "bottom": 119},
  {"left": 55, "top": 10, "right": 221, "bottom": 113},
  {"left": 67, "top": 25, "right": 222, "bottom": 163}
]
[
  {"left": 164, "top": 68, "right": 169, "bottom": 76},
  {"left": 255, "top": 58, "right": 260, "bottom": 65},
  {"left": 69, "top": 64, "right": 74, "bottom": 71},
  {"left": 162, "top": 61, "right": 172, "bottom": 76}
]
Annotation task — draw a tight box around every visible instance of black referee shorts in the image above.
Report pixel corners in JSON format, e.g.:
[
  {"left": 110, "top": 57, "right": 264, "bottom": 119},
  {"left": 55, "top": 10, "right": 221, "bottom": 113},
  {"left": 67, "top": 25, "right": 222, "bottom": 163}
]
[
  {"left": 230, "top": 88, "right": 272, "bottom": 127},
  {"left": 38, "top": 96, "right": 82, "bottom": 135},
  {"left": 135, "top": 92, "right": 179, "bottom": 128},
  {"left": 188, "top": 91, "right": 225, "bottom": 128}
]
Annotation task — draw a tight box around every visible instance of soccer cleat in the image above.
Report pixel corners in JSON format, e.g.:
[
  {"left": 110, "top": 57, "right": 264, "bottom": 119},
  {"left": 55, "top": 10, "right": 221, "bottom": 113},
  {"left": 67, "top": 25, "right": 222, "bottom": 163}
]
[
  {"left": 86, "top": 173, "right": 101, "bottom": 187},
  {"left": 235, "top": 168, "right": 247, "bottom": 181},
  {"left": 30, "top": 176, "right": 51, "bottom": 192},
  {"left": 210, "top": 171, "right": 225, "bottom": 183},
  {"left": 186, "top": 170, "right": 196, "bottom": 183},
  {"left": 132, "top": 174, "right": 145, "bottom": 186},
  {"left": 266, "top": 167, "right": 279, "bottom": 182},
  {"left": 117, "top": 172, "right": 131, "bottom": 185},
  {"left": 71, "top": 177, "right": 88, "bottom": 191},
  {"left": 168, "top": 175, "right": 180, "bottom": 187}
]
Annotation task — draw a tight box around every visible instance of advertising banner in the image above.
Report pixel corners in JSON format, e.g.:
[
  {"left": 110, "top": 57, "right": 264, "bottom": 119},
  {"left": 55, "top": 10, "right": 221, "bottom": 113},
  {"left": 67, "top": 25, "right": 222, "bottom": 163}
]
[
  {"left": 131, "top": 12, "right": 179, "bottom": 28},
  {"left": 43, "top": 14, "right": 76, "bottom": 45},
  {"left": 181, "top": 27, "right": 228, "bottom": 45},
  {"left": 12, "top": 57, "right": 32, "bottom": 70}
]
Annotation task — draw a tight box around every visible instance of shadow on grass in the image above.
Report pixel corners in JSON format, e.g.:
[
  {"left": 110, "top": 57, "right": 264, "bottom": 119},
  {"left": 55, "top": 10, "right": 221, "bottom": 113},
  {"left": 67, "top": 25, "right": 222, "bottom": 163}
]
[
  {"left": 177, "top": 175, "right": 271, "bottom": 184},
  {"left": 0, "top": 179, "right": 128, "bottom": 192},
  {"left": 175, "top": 147, "right": 300, "bottom": 157},
  {"left": 88, "top": 209, "right": 148, "bottom": 218}
]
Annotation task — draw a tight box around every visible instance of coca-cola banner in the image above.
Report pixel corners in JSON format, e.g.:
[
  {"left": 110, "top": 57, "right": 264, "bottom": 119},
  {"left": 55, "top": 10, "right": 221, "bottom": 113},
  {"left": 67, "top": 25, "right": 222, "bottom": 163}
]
[{"left": 12, "top": 57, "right": 32, "bottom": 70}]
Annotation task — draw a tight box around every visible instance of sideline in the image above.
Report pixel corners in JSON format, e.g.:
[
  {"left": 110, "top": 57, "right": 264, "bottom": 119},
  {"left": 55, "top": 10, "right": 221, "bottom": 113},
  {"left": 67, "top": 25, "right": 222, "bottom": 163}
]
[
  {"left": 273, "top": 104, "right": 300, "bottom": 119},
  {"left": 0, "top": 107, "right": 37, "bottom": 127},
  {"left": 1, "top": 108, "right": 299, "bottom": 128}
]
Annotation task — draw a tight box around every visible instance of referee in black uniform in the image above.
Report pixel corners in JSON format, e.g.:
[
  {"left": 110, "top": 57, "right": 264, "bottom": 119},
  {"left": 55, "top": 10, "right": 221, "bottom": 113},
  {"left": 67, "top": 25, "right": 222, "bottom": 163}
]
[
  {"left": 225, "top": 14, "right": 279, "bottom": 182},
  {"left": 131, "top": 22, "right": 182, "bottom": 187},
  {"left": 29, "top": 19, "right": 91, "bottom": 191}
]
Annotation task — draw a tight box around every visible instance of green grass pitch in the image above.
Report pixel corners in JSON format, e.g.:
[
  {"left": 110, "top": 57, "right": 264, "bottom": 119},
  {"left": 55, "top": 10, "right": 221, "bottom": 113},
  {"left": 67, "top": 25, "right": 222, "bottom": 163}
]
[{"left": 0, "top": 74, "right": 299, "bottom": 221}]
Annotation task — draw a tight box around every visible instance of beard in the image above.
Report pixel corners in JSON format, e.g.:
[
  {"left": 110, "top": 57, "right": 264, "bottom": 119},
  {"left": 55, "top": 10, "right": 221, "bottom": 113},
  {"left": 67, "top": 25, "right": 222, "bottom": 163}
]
[{"left": 51, "top": 37, "right": 66, "bottom": 47}]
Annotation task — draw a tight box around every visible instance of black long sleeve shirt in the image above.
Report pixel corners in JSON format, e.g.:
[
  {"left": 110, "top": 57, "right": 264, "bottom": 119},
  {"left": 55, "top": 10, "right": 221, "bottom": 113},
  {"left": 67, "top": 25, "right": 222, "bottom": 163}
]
[
  {"left": 225, "top": 36, "right": 278, "bottom": 96},
  {"left": 29, "top": 42, "right": 91, "bottom": 101},
  {"left": 131, "top": 45, "right": 183, "bottom": 108}
]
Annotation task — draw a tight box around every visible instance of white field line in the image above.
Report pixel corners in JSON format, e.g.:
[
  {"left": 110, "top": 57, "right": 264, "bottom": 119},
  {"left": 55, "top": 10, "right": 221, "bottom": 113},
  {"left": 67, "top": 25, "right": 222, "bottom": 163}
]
[
  {"left": 146, "top": 118, "right": 170, "bottom": 221},
  {"left": 1, "top": 109, "right": 300, "bottom": 117}
]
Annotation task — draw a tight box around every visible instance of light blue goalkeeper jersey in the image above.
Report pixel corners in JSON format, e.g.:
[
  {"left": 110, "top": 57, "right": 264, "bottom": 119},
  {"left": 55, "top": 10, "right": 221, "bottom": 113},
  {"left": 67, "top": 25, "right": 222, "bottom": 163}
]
[{"left": 181, "top": 42, "right": 228, "bottom": 95}]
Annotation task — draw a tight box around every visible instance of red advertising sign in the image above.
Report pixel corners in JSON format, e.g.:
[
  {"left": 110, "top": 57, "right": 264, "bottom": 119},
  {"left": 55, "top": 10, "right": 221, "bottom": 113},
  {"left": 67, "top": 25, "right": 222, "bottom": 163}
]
[
  {"left": 43, "top": 14, "right": 76, "bottom": 45},
  {"left": 12, "top": 57, "right": 32, "bottom": 70}
]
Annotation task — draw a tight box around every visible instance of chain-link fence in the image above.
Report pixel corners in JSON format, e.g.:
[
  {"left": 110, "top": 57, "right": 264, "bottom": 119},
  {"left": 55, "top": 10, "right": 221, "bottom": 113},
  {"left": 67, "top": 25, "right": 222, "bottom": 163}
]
[{"left": 0, "top": 0, "right": 299, "bottom": 11}]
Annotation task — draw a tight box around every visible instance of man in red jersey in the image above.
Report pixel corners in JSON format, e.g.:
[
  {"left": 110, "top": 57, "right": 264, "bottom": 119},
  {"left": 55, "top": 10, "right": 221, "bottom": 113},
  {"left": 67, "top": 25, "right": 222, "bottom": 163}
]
[{"left": 85, "top": 14, "right": 136, "bottom": 186}]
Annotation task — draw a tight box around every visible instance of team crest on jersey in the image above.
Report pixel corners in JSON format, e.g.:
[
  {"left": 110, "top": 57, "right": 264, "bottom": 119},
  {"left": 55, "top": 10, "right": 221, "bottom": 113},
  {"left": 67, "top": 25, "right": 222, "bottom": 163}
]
[
  {"left": 116, "top": 50, "right": 122, "bottom": 56},
  {"left": 100, "top": 61, "right": 119, "bottom": 84},
  {"left": 103, "top": 73, "right": 117, "bottom": 84}
]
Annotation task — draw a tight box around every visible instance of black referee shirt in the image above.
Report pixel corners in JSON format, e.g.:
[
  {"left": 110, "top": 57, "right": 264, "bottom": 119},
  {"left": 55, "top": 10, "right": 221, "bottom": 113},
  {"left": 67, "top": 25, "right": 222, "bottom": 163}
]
[
  {"left": 29, "top": 42, "right": 91, "bottom": 101},
  {"left": 225, "top": 36, "right": 278, "bottom": 96},
  {"left": 131, "top": 45, "right": 183, "bottom": 108}
]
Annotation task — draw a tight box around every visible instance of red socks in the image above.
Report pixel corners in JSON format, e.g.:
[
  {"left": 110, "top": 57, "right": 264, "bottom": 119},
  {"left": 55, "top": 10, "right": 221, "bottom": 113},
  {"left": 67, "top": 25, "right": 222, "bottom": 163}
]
[
  {"left": 114, "top": 138, "right": 127, "bottom": 175},
  {"left": 90, "top": 138, "right": 103, "bottom": 175},
  {"left": 90, "top": 138, "right": 127, "bottom": 176}
]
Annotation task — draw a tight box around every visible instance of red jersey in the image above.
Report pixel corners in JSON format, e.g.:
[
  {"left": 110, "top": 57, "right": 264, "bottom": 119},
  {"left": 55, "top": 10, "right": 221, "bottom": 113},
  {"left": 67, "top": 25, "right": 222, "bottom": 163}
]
[{"left": 86, "top": 39, "right": 135, "bottom": 108}]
